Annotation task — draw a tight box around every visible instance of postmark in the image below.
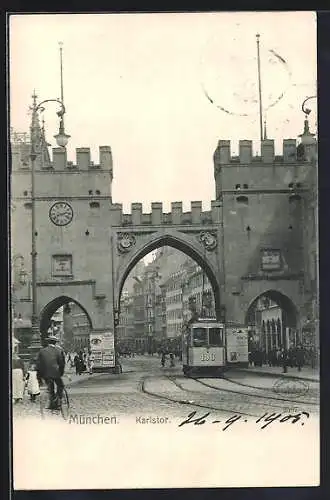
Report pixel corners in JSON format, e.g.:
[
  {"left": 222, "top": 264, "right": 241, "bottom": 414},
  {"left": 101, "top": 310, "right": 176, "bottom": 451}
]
[{"left": 273, "top": 377, "right": 309, "bottom": 398}]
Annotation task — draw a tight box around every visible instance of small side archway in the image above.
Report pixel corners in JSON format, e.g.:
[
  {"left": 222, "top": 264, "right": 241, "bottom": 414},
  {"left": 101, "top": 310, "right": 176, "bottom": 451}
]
[
  {"left": 245, "top": 289, "right": 298, "bottom": 327},
  {"left": 245, "top": 289, "right": 298, "bottom": 351},
  {"left": 39, "top": 295, "right": 93, "bottom": 343}
]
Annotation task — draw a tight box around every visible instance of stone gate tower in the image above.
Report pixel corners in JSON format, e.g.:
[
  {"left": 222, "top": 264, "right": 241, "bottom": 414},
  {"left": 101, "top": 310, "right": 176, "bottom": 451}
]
[
  {"left": 11, "top": 118, "right": 116, "bottom": 342},
  {"left": 213, "top": 123, "right": 318, "bottom": 346}
]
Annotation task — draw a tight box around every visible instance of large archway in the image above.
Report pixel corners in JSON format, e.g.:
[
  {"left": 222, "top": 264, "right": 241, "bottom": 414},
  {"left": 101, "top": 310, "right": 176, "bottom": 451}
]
[
  {"left": 39, "top": 295, "right": 93, "bottom": 348},
  {"left": 245, "top": 289, "right": 298, "bottom": 353},
  {"left": 116, "top": 235, "right": 222, "bottom": 321}
]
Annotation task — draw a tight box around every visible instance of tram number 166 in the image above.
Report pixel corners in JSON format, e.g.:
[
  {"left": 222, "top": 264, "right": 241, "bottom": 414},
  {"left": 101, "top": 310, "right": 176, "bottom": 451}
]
[{"left": 201, "top": 352, "right": 216, "bottom": 362}]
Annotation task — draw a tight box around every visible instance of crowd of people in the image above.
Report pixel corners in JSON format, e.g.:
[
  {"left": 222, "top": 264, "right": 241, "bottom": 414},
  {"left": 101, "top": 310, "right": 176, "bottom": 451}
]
[
  {"left": 160, "top": 351, "right": 176, "bottom": 368},
  {"left": 66, "top": 350, "right": 94, "bottom": 375},
  {"left": 249, "top": 344, "right": 319, "bottom": 372}
]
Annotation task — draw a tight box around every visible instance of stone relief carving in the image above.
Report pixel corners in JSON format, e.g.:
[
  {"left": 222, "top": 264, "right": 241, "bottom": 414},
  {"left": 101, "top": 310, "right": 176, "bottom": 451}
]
[
  {"left": 199, "top": 231, "right": 217, "bottom": 251},
  {"left": 117, "top": 233, "right": 136, "bottom": 253}
]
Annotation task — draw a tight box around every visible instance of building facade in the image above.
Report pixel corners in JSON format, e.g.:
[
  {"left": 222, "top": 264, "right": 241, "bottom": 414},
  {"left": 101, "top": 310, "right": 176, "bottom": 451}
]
[{"left": 11, "top": 110, "right": 318, "bottom": 357}]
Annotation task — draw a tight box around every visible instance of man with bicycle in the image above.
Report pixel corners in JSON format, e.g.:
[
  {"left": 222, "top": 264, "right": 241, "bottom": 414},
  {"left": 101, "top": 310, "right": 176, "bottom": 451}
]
[{"left": 36, "top": 334, "right": 66, "bottom": 410}]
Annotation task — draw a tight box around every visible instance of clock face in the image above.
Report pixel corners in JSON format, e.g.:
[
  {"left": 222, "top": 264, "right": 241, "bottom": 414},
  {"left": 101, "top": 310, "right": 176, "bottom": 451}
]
[{"left": 49, "top": 202, "right": 73, "bottom": 226}]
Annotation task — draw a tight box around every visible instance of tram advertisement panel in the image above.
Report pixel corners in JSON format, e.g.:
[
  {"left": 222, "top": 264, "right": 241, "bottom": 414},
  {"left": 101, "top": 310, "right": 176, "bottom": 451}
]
[
  {"left": 90, "top": 331, "right": 115, "bottom": 368},
  {"left": 226, "top": 327, "right": 249, "bottom": 363}
]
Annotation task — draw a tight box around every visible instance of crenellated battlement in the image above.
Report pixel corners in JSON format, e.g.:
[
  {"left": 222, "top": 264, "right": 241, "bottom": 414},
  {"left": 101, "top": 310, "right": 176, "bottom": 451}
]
[
  {"left": 213, "top": 138, "right": 316, "bottom": 165},
  {"left": 10, "top": 139, "right": 113, "bottom": 173},
  {"left": 52, "top": 145, "right": 113, "bottom": 172},
  {"left": 110, "top": 200, "right": 221, "bottom": 227}
]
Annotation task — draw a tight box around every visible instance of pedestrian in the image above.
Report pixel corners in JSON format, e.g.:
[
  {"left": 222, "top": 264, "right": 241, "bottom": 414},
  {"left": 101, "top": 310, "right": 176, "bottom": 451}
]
[
  {"left": 26, "top": 360, "right": 40, "bottom": 402},
  {"left": 88, "top": 358, "right": 94, "bottom": 375},
  {"left": 36, "top": 334, "right": 66, "bottom": 410},
  {"left": 281, "top": 348, "right": 288, "bottom": 374},
  {"left": 161, "top": 352, "right": 166, "bottom": 367},
  {"left": 295, "top": 345, "right": 305, "bottom": 372},
  {"left": 276, "top": 348, "right": 282, "bottom": 367},
  {"left": 170, "top": 353, "right": 175, "bottom": 368},
  {"left": 74, "top": 354, "right": 81, "bottom": 375},
  {"left": 12, "top": 353, "right": 25, "bottom": 403}
]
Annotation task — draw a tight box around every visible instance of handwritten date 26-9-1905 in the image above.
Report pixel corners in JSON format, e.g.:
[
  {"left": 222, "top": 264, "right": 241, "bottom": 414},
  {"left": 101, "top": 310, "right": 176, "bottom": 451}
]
[{"left": 178, "top": 411, "right": 310, "bottom": 430}]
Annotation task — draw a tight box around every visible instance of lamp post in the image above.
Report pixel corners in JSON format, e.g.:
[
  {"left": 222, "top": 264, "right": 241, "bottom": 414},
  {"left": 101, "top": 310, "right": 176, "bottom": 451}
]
[
  {"left": 28, "top": 92, "right": 70, "bottom": 358},
  {"left": 301, "top": 96, "right": 317, "bottom": 118},
  {"left": 301, "top": 95, "right": 318, "bottom": 352}
]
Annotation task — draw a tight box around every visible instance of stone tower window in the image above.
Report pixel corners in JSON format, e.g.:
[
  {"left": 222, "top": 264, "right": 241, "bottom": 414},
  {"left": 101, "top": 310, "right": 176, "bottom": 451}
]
[
  {"left": 236, "top": 195, "right": 249, "bottom": 205},
  {"left": 235, "top": 184, "right": 241, "bottom": 190},
  {"left": 88, "top": 190, "right": 93, "bottom": 195},
  {"left": 243, "top": 183, "right": 249, "bottom": 189},
  {"left": 96, "top": 190, "right": 101, "bottom": 195},
  {"left": 89, "top": 201, "right": 100, "bottom": 209}
]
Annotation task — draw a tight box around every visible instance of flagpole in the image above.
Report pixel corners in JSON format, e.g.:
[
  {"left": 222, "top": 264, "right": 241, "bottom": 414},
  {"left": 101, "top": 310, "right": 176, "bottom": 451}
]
[
  {"left": 59, "top": 41, "right": 64, "bottom": 103},
  {"left": 256, "top": 34, "right": 263, "bottom": 142}
]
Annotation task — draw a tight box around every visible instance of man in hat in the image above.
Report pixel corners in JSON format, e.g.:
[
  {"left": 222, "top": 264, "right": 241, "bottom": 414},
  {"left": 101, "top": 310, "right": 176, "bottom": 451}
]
[{"left": 36, "top": 334, "right": 66, "bottom": 410}]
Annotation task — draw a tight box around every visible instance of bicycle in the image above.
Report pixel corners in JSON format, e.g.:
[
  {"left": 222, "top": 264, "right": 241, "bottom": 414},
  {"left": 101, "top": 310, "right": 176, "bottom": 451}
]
[{"left": 39, "top": 380, "right": 70, "bottom": 420}]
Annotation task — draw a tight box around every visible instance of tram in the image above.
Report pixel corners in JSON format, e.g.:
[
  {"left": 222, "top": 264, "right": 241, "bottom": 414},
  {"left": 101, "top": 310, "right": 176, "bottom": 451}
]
[{"left": 182, "top": 318, "right": 249, "bottom": 376}]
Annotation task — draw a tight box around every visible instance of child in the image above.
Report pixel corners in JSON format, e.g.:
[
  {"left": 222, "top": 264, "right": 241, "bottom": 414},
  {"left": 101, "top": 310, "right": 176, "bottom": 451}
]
[
  {"left": 26, "top": 360, "right": 40, "bottom": 402},
  {"left": 88, "top": 357, "right": 94, "bottom": 375}
]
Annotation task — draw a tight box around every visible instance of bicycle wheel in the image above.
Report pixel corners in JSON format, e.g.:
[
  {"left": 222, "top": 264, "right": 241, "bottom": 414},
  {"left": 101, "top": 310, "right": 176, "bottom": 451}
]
[{"left": 60, "top": 388, "right": 70, "bottom": 420}]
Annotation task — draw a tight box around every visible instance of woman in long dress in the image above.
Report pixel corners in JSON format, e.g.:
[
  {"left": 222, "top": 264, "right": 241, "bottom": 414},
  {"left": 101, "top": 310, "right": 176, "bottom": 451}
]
[{"left": 12, "top": 353, "right": 25, "bottom": 403}]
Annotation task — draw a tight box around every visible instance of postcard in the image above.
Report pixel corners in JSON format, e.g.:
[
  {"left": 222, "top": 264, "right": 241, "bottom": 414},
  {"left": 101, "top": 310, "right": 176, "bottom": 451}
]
[{"left": 10, "top": 11, "right": 319, "bottom": 489}]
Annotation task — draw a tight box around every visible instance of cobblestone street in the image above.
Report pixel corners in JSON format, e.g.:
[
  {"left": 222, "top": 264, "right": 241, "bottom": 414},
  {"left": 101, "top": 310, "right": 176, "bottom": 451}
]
[{"left": 13, "top": 355, "right": 319, "bottom": 423}]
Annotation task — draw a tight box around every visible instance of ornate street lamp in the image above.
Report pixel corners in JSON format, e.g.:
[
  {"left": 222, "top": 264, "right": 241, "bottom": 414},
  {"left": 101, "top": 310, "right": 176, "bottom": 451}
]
[
  {"left": 301, "top": 95, "right": 317, "bottom": 118},
  {"left": 29, "top": 92, "right": 70, "bottom": 358}
]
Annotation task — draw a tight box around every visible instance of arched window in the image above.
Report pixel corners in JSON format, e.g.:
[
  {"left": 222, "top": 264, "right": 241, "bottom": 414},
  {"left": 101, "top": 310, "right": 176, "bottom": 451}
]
[
  {"left": 271, "top": 318, "right": 277, "bottom": 348},
  {"left": 276, "top": 318, "right": 282, "bottom": 348},
  {"left": 261, "top": 320, "right": 266, "bottom": 350},
  {"left": 266, "top": 320, "right": 271, "bottom": 351}
]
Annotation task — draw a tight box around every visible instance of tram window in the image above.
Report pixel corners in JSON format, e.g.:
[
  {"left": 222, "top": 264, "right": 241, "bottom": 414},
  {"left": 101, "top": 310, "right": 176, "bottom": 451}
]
[
  {"left": 192, "top": 327, "right": 208, "bottom": 347},
  {"left": 209, "top": 328, "right": 223, "bottom": 347}
]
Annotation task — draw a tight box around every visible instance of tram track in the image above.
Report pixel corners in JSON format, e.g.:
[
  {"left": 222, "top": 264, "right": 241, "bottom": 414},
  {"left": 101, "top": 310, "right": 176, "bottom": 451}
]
[
  {"left": 171, "top": 375, "right": 317, "bottom": 414},
  {"left": 220, "top": 374, "right": 319, "bottom": 406},
  {"left": 139, "top": 374, "right": 306, "bottom": 416},
  {"left": 191, "top": 376, "right": 319, "bottom": 408},
  {"left": 139, "top": 375, "right": 254, "bottom": 417}
]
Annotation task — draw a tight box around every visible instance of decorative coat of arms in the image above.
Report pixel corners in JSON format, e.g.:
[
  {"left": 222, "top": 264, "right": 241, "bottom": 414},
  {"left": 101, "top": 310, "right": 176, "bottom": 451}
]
[
  {"left": 117, "top": 233, "right": 136, "bottom": 253},
  {"left": 199, "top": 231, "right": 217, "bottom": 251}
]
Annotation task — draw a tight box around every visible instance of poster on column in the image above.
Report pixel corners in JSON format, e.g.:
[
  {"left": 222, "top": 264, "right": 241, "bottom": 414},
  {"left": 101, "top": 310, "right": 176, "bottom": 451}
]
[{"left": 9, "top": 11, "right": 320, "bottom": 491}]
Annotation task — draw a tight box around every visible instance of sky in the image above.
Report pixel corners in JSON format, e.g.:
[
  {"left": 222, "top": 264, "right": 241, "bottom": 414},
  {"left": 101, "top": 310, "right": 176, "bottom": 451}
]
[{"left": 9, "top": 12, "right": 317, "bottom": 213}]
